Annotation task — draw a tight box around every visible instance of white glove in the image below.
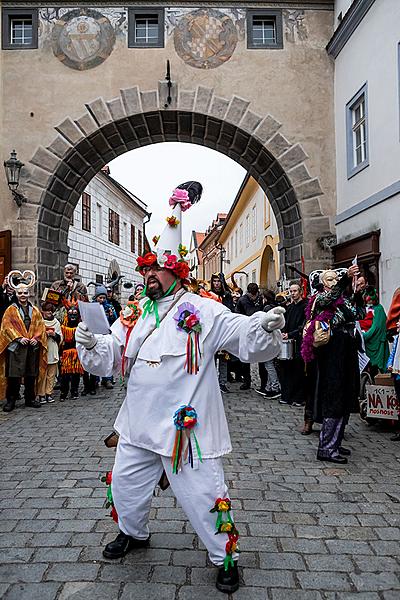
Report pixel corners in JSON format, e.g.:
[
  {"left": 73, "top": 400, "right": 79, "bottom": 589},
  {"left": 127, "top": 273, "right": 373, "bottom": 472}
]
[
  {"left": 261, "top": 306, "right": 286, "bottom": 333},
  {"left": 75, "top": 322, "right": 97, "bottom": 350}
]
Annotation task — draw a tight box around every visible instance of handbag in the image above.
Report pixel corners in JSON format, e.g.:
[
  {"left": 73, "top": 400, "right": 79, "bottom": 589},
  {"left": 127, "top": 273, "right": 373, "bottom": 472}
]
[{"left": 303, "top": 298, "right": 331, "bottom": 348}]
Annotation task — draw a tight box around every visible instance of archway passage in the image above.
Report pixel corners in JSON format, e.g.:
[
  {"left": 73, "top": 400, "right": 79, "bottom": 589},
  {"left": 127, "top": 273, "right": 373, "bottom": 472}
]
[{"left": 23, "top": 87, "right": 332, "bottom": 287}]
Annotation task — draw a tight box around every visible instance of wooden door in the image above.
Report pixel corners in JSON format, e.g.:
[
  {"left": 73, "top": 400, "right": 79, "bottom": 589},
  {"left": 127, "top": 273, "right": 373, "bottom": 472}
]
[{"left": 0, "top": 231, "right": 12, "bottom": 284}]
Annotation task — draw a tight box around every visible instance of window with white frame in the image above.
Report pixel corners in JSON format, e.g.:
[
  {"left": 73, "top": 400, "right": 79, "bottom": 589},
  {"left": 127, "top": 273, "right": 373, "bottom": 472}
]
[
  {"left": 128, "top": 8, "right": 164, "bottom": 48},
  {"left": 252, "top": 270, "right": 256, "bottom": 283},
  {"left": 247, "top": 10, "right": 283, "bottom": 50},
  {"left": 2, "top": 8, "right": 38, "bottom": 49},
  {"left": 251, "top": 205, "right": 257, "bottom": 240},
  {"left": 235, "top": 230, "right": 238, "bottom": 257},
  {"left": 245, "top": 215, "right": 250, "bottom": 247},
  {"left": 239, "top": 223, "right": 243, "bottom": 251},
  {"left": 346, "top": 84, "right": 369, "bottom": 178}
]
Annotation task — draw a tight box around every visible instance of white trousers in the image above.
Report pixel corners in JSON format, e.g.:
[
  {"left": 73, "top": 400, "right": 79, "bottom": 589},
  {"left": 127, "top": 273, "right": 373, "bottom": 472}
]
[{"left": 112, "top": 437, "right": 237, "bottom": 565}]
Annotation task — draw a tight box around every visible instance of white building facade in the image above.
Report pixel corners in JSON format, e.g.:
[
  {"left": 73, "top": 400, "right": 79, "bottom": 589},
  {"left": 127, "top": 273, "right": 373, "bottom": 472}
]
[
  {"left": 218, "top": 176, "right": 280, "bottom": 292},
  {"left": 68, "top": 168, "right": 148, "bottom": 303},
  {"left": 329, "top": 0, "right": 400, "bottom": 310}
]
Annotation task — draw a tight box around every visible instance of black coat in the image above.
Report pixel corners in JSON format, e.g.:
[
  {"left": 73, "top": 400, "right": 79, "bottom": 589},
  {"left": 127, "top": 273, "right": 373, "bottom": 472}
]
[
  {"left": 236, "top": 293, "right": 264, "bottom": 316},
  {"left": 283, "top": 299, "right": 307, "bottom": 357}
]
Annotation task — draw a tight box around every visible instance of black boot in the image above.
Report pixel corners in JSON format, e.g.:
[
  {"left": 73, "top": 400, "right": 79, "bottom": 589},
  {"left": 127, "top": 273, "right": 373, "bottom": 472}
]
[
  {"left": 25, "top": 398, "right": 41, "bottom": 408},
  {"left": 216, "top": 562, "right": 239, "bottom": 594},
  {"left": 3, "top": 398, "right": 16, "bottom": 412},
  {"left": 103, "top": 531, "right": 150, "bottom": 559}
]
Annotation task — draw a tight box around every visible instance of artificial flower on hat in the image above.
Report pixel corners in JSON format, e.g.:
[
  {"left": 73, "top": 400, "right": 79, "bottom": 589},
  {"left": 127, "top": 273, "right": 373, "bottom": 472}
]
[{"left": 135, "top": 181, "right": 203, "bottom": 280}]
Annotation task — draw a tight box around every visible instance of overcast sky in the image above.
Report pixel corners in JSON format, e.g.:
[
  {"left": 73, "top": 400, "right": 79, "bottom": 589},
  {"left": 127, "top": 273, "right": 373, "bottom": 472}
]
[{"left": 109, "top": 142, "right": 246, "bottom": 246}]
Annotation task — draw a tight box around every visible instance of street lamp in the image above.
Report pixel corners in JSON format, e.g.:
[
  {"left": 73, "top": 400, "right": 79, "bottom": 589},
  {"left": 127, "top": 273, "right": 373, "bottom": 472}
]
[
  {"left": 215, "top": 242, "right": 229, "bottom": 274},
  {"left": 4, "top": 150, "right": 27, "bottom": 206}
]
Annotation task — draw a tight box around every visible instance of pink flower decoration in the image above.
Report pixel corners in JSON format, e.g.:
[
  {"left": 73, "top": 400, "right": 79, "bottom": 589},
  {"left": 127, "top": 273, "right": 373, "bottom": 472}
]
[
  {"left": 169, "top": 188, "right": 192, "bottom": 212},
  {"left": 164, "top": 254, "right": 179, "bottom": 270}
]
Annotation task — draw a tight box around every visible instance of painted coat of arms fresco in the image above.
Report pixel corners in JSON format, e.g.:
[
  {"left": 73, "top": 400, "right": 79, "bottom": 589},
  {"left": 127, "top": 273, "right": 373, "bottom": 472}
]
[
  {"left": 51, "top": 8, "right": 116, "bottom": 70},
  {"left": 173, "top": 8, "right": 238, "bottom": 69}
]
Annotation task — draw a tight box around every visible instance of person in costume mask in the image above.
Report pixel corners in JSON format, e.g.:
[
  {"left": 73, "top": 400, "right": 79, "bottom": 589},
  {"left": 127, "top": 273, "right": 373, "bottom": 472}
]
[
  {"left": 76, "top": 181, "right": 285, "bottom": 594},
  {"left": 301, "top": 264, "right": 364, "bottom": 464},
  {"left": 0, "top": 271, "right": 47, "bottom": 412},
  {"left": 361, "top": 287, "right": 389, "bottom": 375}
]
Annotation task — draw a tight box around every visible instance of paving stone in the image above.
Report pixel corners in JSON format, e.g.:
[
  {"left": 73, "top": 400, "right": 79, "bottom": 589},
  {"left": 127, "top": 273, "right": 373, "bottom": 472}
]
[
  {"left": 297, "top": 572, "right": 353, "bottom": 591},
  {"left": 55, "top": 519, "right": 96, "bottom": 532},
  {"left": 30, "top": 533, "right": 72, "bottom": 547},
  {"left": 280, "top": 538, "right": 328, "bottom": 554},
  {"left": 0, "top": 563, "right": 48, "bottom": 583},
  {"left": 350, "top": 572, "right": 400, "bottom": 591},
  {"left": 46, "top": 562, "right": 100, "bottom": 581},
  {"left": 178, "top": 585, "right": 227, "bottom": 599},
  {"left": 305, "top": 554, "right": 355, "bottom": 572},
  {"left": 326, "top": 540, "right": 374, "bottom": 555},
  {"left": 4, "top": 583, "right": 61, "bottom": 600},
  {"left": 99, "top": 563, "right": 150, "bottom": 582},
  {"left": 0, "top": 548, "right": 34, "bottom": 563},
  {"left": 121, "top": 583, "right": 176, "bottom": 599},
  {"left": 270, "top": 591, "right": 323, "bottom": 600},
  {"left": 173, "top": 550, "right": 207, "bottom": 567},
  {"left": 151, "top": 565, "right": 187, "bottom": 584},
  {"left": 242, "top": 569, "right": 295, "bottom": 587},
  {"left": 59, "top": 582, "right": 121, "bottom": 600},
  {"left": 34, "top": 547, "right": 82, "bottom": 562},
  {"left": 259, "top": 552, "right": 306, "bottom": 570}
]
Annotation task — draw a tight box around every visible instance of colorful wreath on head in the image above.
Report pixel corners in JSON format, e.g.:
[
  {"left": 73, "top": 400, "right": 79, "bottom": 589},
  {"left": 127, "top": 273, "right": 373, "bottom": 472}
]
[{"left": 135, "top": 252, "right": 190, "bottom": 280}]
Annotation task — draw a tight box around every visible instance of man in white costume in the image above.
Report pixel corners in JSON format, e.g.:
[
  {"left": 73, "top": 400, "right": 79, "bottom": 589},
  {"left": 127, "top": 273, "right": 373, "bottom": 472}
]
[{"left": 76, "top": 182, "right": 285, "bottom": 593}]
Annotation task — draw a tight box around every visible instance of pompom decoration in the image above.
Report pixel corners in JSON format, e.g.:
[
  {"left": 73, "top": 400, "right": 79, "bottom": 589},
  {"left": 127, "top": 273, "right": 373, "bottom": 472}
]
[
  {"left": 169, "top": 188, "right": 192, "bottom": 212},
  {"left": 171, "top": 405, "right": 203, "bottom": 474},
  {"left": 166, "top": 215, "right": 180, "bottom": 228},
  {"left": 100, "top": 471, "right": 118, "bottom": 523},
  {"left": 210, "top": 496, "right": 239, "bottom": 570},
  {"left": 178, "top": 243, "right": 188, "bottom": 258},
  {"left": 173, "top": 303, "right": 202, "bottom": 374}
]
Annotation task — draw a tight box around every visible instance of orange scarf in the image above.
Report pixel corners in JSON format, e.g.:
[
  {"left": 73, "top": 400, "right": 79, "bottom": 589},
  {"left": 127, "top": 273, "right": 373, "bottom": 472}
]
[{"left": 0, "top": 304, "right": 48, "bottom": 399}]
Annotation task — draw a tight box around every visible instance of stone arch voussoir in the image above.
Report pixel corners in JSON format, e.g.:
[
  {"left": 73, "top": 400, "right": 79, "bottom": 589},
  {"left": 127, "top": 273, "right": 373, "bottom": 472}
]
[{"left": 20, "top": 83, "right": 331, "bottom": 287}]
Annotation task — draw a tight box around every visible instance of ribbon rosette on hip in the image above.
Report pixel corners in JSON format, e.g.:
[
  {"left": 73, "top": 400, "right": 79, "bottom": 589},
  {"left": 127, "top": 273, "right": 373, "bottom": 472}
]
[
  {"left": 173, "top": 302, "right": 202, "bottom": 374},
  {"left": 171, "top": 405, "right": 203, "bottom": 474}
]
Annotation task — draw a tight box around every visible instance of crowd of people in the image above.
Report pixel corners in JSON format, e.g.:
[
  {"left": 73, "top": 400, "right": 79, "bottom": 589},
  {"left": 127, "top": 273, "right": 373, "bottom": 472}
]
[
  {"left": 0, "top": 264, "right": 146, "bottom": 412},
  {"left": 202, "top": 267, "right": 400, "bottom": 460}
]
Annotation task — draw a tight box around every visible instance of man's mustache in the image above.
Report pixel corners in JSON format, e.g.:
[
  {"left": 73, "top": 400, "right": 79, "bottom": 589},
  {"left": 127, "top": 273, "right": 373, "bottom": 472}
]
[{"left": 147, "top": 277, "right": 160, "bottom": 285}]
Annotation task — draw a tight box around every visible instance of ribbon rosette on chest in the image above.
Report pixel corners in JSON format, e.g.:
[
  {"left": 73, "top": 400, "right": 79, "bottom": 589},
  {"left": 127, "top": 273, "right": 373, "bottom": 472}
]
[
  {"left": 171, "top": 405, "right": 203, "bottom": 474},
  {"left": 173, "top": 302, "right": 202, "bottom": 375}
]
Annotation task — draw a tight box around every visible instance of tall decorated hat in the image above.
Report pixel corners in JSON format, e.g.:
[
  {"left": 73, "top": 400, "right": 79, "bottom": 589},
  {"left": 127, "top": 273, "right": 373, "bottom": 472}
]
[{"left": 136, "top": 181, "right": 203, "bottom": 280}]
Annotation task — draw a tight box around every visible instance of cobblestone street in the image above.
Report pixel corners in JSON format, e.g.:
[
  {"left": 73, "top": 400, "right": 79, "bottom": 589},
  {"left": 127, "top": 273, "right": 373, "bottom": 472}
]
[{"left": 1, "top": 380, "right": 400, "bottom": 600}]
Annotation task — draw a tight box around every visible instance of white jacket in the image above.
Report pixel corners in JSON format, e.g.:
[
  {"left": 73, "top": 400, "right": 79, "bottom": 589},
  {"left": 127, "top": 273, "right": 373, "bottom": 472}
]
[{"left": 78, "top": 291, "right": 281, "bottom": 458}]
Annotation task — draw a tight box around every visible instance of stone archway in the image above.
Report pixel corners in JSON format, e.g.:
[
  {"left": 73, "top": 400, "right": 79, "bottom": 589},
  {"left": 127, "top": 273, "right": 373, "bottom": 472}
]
[{"left": 21, "top": 84, "right": 332, "bottom": 288}]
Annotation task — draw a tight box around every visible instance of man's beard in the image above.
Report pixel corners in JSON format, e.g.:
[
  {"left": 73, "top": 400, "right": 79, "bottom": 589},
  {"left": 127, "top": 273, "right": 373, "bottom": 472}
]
[{"left": 146, "top": 278, "right": 164, "bottom": 300}]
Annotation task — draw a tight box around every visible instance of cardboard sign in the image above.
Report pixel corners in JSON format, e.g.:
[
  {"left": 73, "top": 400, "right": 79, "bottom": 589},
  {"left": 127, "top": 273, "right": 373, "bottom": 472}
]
[{"left": 366, "top": 385, "right": 400, "bottom": 420}]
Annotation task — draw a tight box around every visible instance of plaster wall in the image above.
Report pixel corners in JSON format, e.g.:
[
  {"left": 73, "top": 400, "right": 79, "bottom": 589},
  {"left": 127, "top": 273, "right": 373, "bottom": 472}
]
[
  {"left": 0, "top": 3, "right": 336, "bottom": 253},
  {"left": 68, "top": 172, "right": 146, "bottom": 304},
  {"left": 334, "top": 0, "right": 400, "bottom": 212},
  {"left": 334, "top": 0, "right": 353, "bottom": 25}
]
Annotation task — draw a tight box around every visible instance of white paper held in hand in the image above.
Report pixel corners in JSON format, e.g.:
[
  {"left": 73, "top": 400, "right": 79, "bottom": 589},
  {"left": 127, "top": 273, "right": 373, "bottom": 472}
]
[{"left": 78, "top": 301, "right": 110, "bottom": 335}]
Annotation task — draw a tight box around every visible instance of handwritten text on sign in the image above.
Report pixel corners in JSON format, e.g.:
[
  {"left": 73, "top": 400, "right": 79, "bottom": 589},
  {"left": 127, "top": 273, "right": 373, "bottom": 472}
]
[{"left": 366, "top": 385, "right": 399, "bottom": 420}]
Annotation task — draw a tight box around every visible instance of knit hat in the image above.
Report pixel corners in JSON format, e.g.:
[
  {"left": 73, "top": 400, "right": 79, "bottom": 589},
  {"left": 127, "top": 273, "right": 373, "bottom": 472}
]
[
  {"left": 136, "top": 181, "right": 203, "bottom": 280},
  {"left": 93, "top": 285, "right": 107, "bottom": 299}
]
